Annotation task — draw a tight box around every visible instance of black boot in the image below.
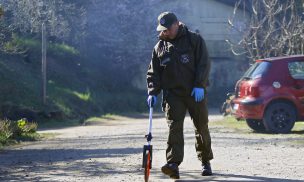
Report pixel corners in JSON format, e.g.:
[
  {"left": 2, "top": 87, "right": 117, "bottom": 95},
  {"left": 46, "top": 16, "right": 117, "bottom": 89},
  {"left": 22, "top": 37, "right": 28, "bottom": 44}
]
[
  {"left": 202, "top": 161, "right": 212, "bottom": 176},
  {"left": 161, "top": 163, "right": 180, "bottom": 179}
]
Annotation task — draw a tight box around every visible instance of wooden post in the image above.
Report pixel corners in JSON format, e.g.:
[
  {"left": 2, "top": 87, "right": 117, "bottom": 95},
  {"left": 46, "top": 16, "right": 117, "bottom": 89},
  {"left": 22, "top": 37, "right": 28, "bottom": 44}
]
[
  {"left": 0, "top": 6, "right": 4, "bottom": 18},
  {"left": 42, "top": 22, "right": 47, "bottom": 105}
]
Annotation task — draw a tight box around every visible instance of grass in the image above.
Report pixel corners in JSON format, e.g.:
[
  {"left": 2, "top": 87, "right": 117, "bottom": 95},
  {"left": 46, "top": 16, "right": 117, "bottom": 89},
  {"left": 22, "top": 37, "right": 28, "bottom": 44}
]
[
  {"left": 49, "top": 43, "right": 79, "bottom": 56},
  {"left": 83, "top": 113, "right": 124, "bottom": 126},
  {"left": 209, "top": 116, "right": 304, "bottom": 148},
  {"left": 73, "top": 91, "right": 91, "bottom": 101},
  {"left": 0, "top": 34, "right": 148, "bottom": 121},
  {"left": 37, "top": 119, "right": 83, "bottom": 129},
  {"left": 211, "top": 116, "right": 304, "bottom": 136},
  {"left": 0, "top": 132, "right": 54, "bottom": 150},
  {"left": 292, "top": 122, "right": 304, "bottom": 132},
  {"left": 10, "top": 35, "right": 79, "bottom": 56},
  {"left": 210, "top": 116, "right": 249, "bottom": 130},
  {"left": 0, "top": 56, "right": 42, "bottom": 108},
  {"left": 53, "top": 99, "right": 72, "bottom": 116}
]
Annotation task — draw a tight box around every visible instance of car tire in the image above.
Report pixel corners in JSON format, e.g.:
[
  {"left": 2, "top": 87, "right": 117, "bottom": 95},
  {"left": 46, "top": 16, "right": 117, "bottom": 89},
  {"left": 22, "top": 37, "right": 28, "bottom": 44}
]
[
  {"left": 246, "top": 119, "right": 266, "bottom": 132},
  {"left": 263, "top": 102, "right": 296, "bottom": 133}
]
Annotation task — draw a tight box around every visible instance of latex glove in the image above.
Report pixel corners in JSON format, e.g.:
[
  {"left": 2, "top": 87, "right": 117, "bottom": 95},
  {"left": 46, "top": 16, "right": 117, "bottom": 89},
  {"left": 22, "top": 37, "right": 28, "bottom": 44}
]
[
  {"left": 147, "top": 95, "right": 157, "bottom": 107},
  {"left": 191, "top": 87, "right": 204, "bottom": 102}
]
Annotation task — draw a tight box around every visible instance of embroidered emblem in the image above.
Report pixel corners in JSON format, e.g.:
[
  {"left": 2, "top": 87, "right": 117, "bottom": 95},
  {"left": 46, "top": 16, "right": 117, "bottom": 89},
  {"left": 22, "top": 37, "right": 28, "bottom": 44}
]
[{"left": 180, "top": 54, "right": 190, "bottom": 64}]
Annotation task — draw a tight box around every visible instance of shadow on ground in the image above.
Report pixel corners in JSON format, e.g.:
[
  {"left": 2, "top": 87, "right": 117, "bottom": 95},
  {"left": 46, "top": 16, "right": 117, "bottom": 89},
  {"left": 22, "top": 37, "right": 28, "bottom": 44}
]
[
  {"left": 0, "top": 146, "right": 143, "bottom": 181},
  {"left": 156, "top": 172, "right": 303, "bottom": 182}
]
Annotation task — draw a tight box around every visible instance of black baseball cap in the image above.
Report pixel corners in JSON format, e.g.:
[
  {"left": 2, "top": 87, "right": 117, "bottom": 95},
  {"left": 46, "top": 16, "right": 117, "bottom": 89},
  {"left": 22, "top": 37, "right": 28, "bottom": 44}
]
[{"left": 157, "top": 12, "right": 178, "bottom": 31}]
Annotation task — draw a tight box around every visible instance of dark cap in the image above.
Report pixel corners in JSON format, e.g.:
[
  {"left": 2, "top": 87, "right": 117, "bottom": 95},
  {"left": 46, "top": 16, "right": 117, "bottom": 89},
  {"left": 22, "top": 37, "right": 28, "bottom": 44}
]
[{"left": 157, "top": 12, "right": 178, "bottom": 31}]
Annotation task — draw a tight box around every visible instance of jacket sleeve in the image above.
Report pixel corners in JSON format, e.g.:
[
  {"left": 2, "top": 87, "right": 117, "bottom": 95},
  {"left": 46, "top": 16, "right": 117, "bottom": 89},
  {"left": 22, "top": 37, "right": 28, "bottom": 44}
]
[
  {"left": 147, "top": 48, "right": 162, "bottom": 96},
  {"left": 194, "top": 35, "right": 211, "bottom": 88}
]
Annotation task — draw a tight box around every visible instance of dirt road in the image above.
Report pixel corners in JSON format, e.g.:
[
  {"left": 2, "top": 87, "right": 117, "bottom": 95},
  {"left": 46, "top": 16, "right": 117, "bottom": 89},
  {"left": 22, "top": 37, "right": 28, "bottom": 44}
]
[{"left": 0, "top": 111, "right": 304, "bottom": 182}]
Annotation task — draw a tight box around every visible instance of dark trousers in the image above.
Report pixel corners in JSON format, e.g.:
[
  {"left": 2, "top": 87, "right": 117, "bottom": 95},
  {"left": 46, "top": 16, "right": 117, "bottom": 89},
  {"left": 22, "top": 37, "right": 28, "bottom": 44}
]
[{"left": 164, "top": 93, "right": 213, "bottom": 165}]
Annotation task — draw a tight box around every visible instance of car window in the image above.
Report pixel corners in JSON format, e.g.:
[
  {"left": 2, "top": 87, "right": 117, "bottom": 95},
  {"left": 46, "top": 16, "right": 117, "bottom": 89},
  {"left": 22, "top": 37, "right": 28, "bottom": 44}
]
[
  {"left": 243, "top": 62, "right": 271, "bottom": 80},
  {"left": 288, "top": 61, "right": 304, "bottom": 80}
]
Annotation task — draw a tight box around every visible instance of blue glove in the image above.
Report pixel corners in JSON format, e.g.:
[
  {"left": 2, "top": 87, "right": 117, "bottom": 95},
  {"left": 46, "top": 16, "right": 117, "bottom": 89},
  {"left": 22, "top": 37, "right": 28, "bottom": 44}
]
[
  {"left": 147, "top": 95, "right": 157, "bottom": 107},
  {"left": 191, "top": 87, "right": 204, "bottom": 102}
]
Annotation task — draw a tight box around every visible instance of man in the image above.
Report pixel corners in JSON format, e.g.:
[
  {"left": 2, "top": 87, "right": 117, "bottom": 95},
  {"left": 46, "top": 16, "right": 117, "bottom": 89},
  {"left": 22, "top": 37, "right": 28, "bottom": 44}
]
[{"left": 146, "top": 12, "right": 213, "bottom": 179}]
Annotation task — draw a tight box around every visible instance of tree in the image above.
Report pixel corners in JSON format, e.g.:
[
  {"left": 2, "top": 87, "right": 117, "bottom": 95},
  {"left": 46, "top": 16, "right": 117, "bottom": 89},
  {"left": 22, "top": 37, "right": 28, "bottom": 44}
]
[
  {"left": 227, "top": 0, "right": 304, "bottom": 61},
  {"left": 0, "top": 3, "right": 15, "bottom": 53},
  {"left": 0, "top": 0, "right": 87, "bottom": 105},
  {"left": 0, "top": 0, "right": 87, "bottom": 53}
]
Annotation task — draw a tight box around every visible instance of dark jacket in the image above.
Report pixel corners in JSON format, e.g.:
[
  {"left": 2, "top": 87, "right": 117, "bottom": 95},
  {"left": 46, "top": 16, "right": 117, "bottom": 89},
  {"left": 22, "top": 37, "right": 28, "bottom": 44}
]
[{"left": 147, "top": 23, "right": 211, "bottom": 96}]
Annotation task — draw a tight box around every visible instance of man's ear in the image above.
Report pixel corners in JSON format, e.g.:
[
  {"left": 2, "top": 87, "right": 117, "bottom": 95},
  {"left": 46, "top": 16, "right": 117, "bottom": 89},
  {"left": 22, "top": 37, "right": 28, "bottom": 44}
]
[{"left": 174, "top": 21, "right": 179, "bottom": 27}]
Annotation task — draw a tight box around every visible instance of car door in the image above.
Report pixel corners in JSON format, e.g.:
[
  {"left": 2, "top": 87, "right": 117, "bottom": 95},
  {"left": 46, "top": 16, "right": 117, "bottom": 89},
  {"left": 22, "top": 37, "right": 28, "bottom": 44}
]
[{"left": 288, "top": 60, "right": 304, "bottom": 119}]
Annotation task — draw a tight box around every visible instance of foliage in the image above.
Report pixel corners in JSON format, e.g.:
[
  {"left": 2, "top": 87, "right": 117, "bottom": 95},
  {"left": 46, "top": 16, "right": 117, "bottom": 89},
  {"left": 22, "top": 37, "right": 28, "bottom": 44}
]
[
  {"left": 72, "top": 89, "right": 91, "bottom": 102},
  {"left": 0, "top": 0, "right": 87, "bottom": 54},
  {"left": 48, "top": 43, "right": 79, "bottom": 56},
  {"left": 0, "top": 118, "right": 38, "bottom": 147},
  {"left": 0, "top": 119, "right": 13, "bottom": 141},
  {"left": 2, "top": 34, "right": 79, "bottom": 56},
  {"left": 17, "top": 118, "right": 37, "bottom": 133}
]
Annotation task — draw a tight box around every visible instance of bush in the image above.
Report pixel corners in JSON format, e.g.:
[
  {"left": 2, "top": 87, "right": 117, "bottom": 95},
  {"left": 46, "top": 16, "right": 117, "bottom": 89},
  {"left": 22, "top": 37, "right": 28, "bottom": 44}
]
[
  {"left": 17, "top": 119, "right": 37, "bottom": 133},
  {"left": 0, "top": 119, "right": 13, "bottom": 141},
  {"left": 0, "top": 118, "right": 38, "bottom": 146}
]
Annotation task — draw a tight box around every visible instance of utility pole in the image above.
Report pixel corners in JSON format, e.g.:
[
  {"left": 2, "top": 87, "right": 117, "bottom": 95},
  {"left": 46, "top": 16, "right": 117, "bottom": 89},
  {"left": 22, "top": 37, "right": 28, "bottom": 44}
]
[
  {"left": 39, "top": 1, "right": 47, "bottom": 105},
  {"left": 41, "top": 22, "right": 47, "bottom": 105},
  {"left": 0, "top": 5, "right": 4, "bottom": 18}
]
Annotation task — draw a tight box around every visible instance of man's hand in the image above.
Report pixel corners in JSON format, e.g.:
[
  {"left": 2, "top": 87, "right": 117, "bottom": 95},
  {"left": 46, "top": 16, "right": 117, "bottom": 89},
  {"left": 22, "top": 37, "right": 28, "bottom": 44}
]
[
  {"left": 191, "top": 88, "right": 204, "bottom": 102},
  {"left": 147, "top": 95, "right": 157, "bottom": 107}
]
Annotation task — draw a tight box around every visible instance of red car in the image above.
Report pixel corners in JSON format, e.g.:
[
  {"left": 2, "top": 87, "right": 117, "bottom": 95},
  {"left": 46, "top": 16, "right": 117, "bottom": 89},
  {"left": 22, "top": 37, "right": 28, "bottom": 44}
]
[{"left": 233, "top": 55, "right": 304, "bottom": 133}]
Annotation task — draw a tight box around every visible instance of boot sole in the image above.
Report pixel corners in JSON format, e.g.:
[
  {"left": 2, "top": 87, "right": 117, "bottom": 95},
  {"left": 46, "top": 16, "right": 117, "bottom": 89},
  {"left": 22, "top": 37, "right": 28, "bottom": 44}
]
[
  {"left": 202, "top": 171, "right": 212, "bottom": 176},
  {"left": 161, "top": 167, "right": 180, "bottom": 179}
]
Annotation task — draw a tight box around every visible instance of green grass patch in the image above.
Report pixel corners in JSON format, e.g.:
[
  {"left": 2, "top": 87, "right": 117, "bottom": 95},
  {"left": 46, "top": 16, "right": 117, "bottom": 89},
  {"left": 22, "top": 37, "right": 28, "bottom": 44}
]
[
  {"left": 210, "top": 116, "right": 249, "bottom": 131},
  {"left": 72, "top": 89, "right": 91, "bottom": 102},
  {"left": 293, "top": 122, "right": 304, "bottom": 132},
  {"left": 1, "top": 35, "right": 150, "bottom": 124},
  {"left": 48, "top": 43, "right": 79, "bottom": 56},
  {"left": 4, "top": 34, "right": 79, "bottom": 57},
  {"left": 53, "top": 99, "right": 72, "bottom": 116},
  {"left": 84, "top": 114, "right": 119, "bottom": 125},
  {"left": 99, "top": 113, "right": 118, "bottom": 120},
  {"left": 211, "top": 116, "right": 304, "bottom": 136},
  {"left": 210, "top": 116, "right": 304, "bottom": 147},
  {"left": 38, "top": 119, "right": 82, "bottom": 129}
]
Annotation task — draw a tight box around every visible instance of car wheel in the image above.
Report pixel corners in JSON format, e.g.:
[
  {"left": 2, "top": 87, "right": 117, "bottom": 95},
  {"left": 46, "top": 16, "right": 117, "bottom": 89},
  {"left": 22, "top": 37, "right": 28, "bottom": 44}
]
[
  {"left": 246, "top": 119, "right": 266, "bottom": 132},
  {"left": 263, "top": 102, "right": 296, "bottom": 133}
]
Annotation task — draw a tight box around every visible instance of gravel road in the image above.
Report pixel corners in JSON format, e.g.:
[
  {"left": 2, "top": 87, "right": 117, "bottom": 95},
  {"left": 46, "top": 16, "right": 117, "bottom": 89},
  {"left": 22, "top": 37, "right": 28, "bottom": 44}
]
[{"left": 0, "top": 111, "right": 303, "bottom": 182}]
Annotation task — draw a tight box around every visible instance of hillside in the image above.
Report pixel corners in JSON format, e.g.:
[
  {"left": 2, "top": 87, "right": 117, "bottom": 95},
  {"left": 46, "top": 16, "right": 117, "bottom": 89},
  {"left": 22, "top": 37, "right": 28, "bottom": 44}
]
[{"left": 0, "top": 37, "right": 147, "bottom": 123}]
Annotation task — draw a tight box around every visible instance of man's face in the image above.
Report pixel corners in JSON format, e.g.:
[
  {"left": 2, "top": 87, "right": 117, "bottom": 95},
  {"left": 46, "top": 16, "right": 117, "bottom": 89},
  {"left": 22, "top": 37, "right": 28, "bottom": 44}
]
[{"left": 159, "top": 21, "right": 179, "bottom": 40}]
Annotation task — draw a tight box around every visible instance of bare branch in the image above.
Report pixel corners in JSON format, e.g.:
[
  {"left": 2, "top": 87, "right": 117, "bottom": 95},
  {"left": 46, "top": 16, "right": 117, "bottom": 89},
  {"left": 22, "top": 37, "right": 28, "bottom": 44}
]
[{"left": 227, "top": 0, "right": 304, "bottom": 60}]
